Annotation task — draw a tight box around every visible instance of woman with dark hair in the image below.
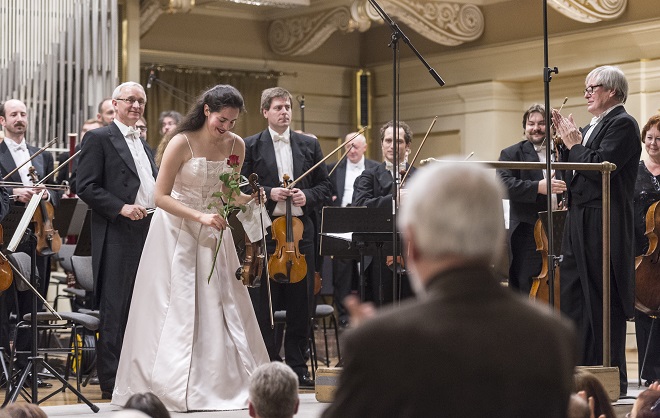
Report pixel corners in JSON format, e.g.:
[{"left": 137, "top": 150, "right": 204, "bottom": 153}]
[
  {"left": 634, "top": 114, "right": 660, "bottom": 386},
  {"left": 112, "top": 85, "right": 269, "bottom": 411}
]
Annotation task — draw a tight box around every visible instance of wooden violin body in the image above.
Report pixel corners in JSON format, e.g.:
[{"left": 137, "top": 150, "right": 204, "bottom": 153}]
[
  {"left": 28, "top": 167, "right": 62, "bottom": 255},
  {"left": 268, "top": 174, "right": 307, "bottom": 284},
  {"left": 635, "top": 200, "right": 660, "bottom": 316},
  {"left": 529, "top": 218, "right": 561, "bottom": 310},
  {"left": 0, "top": 225, "right": 13, "bottom": 293},
  {"left": 236, "top": 173, "right": 267, "bottom": 287}
]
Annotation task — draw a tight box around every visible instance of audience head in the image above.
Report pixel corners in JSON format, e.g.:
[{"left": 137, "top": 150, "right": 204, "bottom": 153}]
[
  {"left": 137, "top": 117, "right": 148, "bottom": 141},
  {"left": 573, "top": 369, "right": 615, "bottom": 418},
  {"left": 248, "top": 362, "right": 299, "bottom": 418},
  {"left": 1, "top": 403, "right": 47, "bottom": 418},
  {"left": 110, "top": 410, "right": 151, "bottom": 418},
  {"left": 345, "top": 132, "right": 367, "bottom": 164},
  {"left": 379, "top": 120, "right": 412, "bottom": 165},
  {"left": 124, "top": 392, "right": 170, "bottom": 418},
  {"left": 398, "top": 159, "right": 505, "bottom": 293},
  {"left": 522, "top": 103, "right": 546, "bottom": 146},
  {"left": 158, "top": 110, "right": 182, "bottom": 136},
  {"left": 173, "top": 84, "right": 245, "bottom": 137},
  {"left": 630, "top": 386, "right": 660, "bottom": 418},
  {"left": 97, "top": 97, "right": 115, "bottom": 125},
  {"left": 567, "top": 393, "right": 590, "bottom": 418}
]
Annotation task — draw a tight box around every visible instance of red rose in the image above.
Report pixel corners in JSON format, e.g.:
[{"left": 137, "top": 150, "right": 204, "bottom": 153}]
[{"left": 227, "top": 154, "right": 240, "bottom": 167}]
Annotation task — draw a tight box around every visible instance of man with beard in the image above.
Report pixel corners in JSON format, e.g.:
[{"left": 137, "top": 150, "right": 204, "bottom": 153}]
[{"left": 497, "top": 104, "right": 566, "bottom": 294}]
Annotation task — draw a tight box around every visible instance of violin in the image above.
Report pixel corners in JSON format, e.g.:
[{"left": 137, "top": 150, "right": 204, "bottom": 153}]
[
  {"left": 0, "top": 225, "right": 13, "bottom": 293},
  {"left": 268, "top": 174, "right": 307, "bottom": 284},
  {"left": 236, "top": 173, "right": 265, "bottom": 287},
  {"left": 529, "top": 218, "right": 561, "bottom": 310},
  {"left": 28, "top": 166, "right": 62, "bottom": 256},
  {"left": 635, "top": 200, "right": 660, "bottom": 315}
]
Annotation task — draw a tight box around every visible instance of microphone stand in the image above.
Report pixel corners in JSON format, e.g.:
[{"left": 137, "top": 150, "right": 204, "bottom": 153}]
[
  {"left": 297, "top": 96, "right": 305, "bottom": 132},
  {"left": 542, "top": 0, "right": 559, "bottom": 307},
  {"left": 367, "top": 0, "right": 445, "bottom": 304}
]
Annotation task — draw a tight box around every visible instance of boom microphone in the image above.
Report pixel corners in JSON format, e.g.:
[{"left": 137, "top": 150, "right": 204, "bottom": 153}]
[{"left": 146, "top": 70, "right": 155, "bottom": 89}]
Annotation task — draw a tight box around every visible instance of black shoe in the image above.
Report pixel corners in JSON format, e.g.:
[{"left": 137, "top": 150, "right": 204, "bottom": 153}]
[
  {"left": 25, "top": 376, "right": 52, "bottom": 389},
  {"left": 101, "top": 390, "right": 112, "bottom": 400},
  {"left": 298, "top": 374, "right": 314, "bottom": 388}
]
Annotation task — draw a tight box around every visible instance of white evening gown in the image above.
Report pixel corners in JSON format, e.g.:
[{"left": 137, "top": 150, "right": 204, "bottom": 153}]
[{"left": 112, "top": 156, "right": 269, "bottom": 412}]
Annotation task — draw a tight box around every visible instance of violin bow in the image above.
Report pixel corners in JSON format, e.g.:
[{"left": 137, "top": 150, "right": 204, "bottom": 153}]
[
  {"left": 401, "top": 116, "right": 437, "bottom": 188},
  {"left": 2, "top": 137, "right": 58, "bottom": 180},
  {"left": 34, "top": 150, "right": 81, "bottom": 186},
  {"left": 286, "top": 127, "right": 366, "bottom": 190},
  {"left": 327, "top": 144, "right": 354, "bottom": 178}
]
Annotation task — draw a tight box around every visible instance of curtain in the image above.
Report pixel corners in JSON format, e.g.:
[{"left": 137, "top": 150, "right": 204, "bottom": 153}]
[{"left": 140, "top": 67, "right": 278, "bottom": 149}]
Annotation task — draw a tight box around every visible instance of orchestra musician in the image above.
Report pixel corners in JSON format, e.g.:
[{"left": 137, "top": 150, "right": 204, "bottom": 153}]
[
  {"left": 0, "top": 99, "right": 59, "bottom": 386},
  {"left": 352, "top": 120, "right": 416, "bottom": 305},
  {"left": 241, "top": 87, "right": 332, "bottom": 388},
  {"left": 327, "top": 132, "right": 378, "bottom": 327},
  {"left": 552, "top": 65, "right": 641, "bottom": 397},
  {"left": 497, "top": 104, "right": 566, "bottom": 294},
  {"left": 55, "top": 118, "right": 103, "bottom": 192},
  {"left": 633, "top": 114, "right": 660, "bottom": 386},
  {"left": 76, "top": 82, "right": 158, "bottom": 399}
]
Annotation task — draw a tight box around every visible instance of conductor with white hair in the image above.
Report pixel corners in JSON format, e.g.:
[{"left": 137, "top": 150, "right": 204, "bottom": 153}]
[
  {"left": 322, "top": 159, "right": 577, "bottom": 418},
  {"left": 249, "top": 362, "right": 299, "bottom": 418}
]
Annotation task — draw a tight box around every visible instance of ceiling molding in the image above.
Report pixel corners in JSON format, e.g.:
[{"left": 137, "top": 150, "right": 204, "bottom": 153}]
[{"left": 549, "top": 0, "right": 627, "bottom": 23}]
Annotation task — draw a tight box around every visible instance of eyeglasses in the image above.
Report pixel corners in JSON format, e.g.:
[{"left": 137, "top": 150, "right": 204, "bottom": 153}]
[
  {"left": 584, "top": 84, "right": 603, "bottom": 95},
  {"left": 116, "top": 97, "right": 146, "bottom": 107},
  {"left": 136, "top": 125, "right": 147, "bottom": 132}
]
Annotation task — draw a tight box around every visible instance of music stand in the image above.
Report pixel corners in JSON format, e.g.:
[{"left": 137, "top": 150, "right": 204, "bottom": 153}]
[
  {"left": 320, "top": 207, "right": 401, "bottom": 305},
  {"left": 3, "top": 194, "right": 98, "bottom": 412},
  {"left": 53, "top": 198, "right": 87, "bottom": 237},
  {"left": 73, "top": 210, "right": 92, "bottom": 257}
]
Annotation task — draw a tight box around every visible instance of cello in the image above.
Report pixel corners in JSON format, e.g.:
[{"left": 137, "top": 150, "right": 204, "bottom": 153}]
[
  {"left": 268, "top": 174, "right": 307, "bottom": 284},
  {"left": 635, "top": 200, "right": 660, "bottom": 316},
  {"left": 529, "top": 218, "right": 561, "bottom": 310}
]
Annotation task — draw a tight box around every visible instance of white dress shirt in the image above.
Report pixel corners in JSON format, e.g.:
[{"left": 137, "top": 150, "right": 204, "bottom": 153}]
[
  {"left": 4, "top": 138, "right": 32, "bottom": 186},
  {"left": 114, "top": 120, "right": 156, "bottom": 208},
  {"left": 270, "top": 128, "right": 303, "bottom": 217},
  {"left": 341, "top": 156, "right": 365, "bottom": 207}
]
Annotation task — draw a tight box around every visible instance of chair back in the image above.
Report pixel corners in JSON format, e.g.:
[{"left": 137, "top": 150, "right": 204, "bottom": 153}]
[
  {"left": 57, "top": 243, "right": 76, "bottom": 273},
  {"left": 71, "top": 255, "right": 94, "bottom": 292},
  {"left": 8, "top": 252, "right": 32, "bottom": 291}
]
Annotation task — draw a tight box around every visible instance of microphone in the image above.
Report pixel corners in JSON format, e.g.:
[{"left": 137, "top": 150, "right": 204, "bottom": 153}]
[
  {"left": 146, "top": 70, "right": 155, "bottom": 89},
  {"left": 296, "top": 95, "right": 305, "bottom": 109}
]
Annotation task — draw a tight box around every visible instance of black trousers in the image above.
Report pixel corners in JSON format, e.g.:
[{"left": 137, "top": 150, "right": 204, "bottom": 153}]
[
  {"left": 96, "top": 216, "right": 150, "bottom": 393},
  {"left": 560, "top": 207, "right": 628, "bottom": 393},
  {"left": 508, "top": 222, "right": 542, "bottom": 295},
  {"left": 635, "top": 309, "right": 660, "bottom": 382},
  {"left": 332, "top": 258, "right": 357, "bottom": 322}
]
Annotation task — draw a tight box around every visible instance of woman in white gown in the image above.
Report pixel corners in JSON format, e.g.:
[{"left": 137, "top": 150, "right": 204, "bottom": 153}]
[{"left": 112, "top": 85, "right": 269, "bottom": 412}]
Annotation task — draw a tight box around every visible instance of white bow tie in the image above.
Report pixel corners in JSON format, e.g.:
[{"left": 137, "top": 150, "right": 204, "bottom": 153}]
[
  {"left": 126, "top": 126, "right": 141, "bottom": 140},
  {"left": 589, "top": 116, "right": 601, "bottom": 127},
  {"left": 9, "top": 142, "right": 27, "bottom": 152},
  {"left": 273, "top": 134, "right": 289, "bottom": 144},
  {"left": 385, "top": 161, "right": 406, "bottom": 172}
]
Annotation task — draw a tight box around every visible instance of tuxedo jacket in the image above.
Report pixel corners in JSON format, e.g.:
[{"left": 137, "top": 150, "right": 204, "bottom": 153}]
[
  {"left": 76, "top": 123, "right": 158, "bottom": 296},
  {"left": 497, "top": 140, "right": 548, "bottom": 228},
  {"left": 322, "top": 266, "right": 577, "bottom": 418},
  {"left": 241, "top": 129, "right": 332, "bottom": 248},
  {"left": 560, "top": 105, "right": 641, "bottom": 317},
  {"left": 0, "top": 140, "right": 59, "bottom": 207},
  {"left": 352, "top": 161, "right": 416, "bottom": 209},
  {"left": 327, "top": 157, "right": 379, "bottom": 207}
]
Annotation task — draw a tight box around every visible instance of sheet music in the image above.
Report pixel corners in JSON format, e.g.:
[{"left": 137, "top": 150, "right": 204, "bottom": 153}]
[
  {"left": 325, "top": 232, "right": 352, "bottom": 242},
  {"left": 8, "top": 191, "right": 44, "bottom": 252}
]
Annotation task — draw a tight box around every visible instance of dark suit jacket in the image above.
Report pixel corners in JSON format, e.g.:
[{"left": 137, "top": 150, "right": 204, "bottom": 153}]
[
  {"left": 322, "top": 265, "right": 577, "bottom": 418},
  {"left": 561, "top": 105, "right": 641, "bottom": 317},
  {"left": 497, "top": 140, "right": 548, "bottom": 227},
  {"left": 327, "top": 157, "right": 379, "bottom": 207},
  {"left": 76, "top": 123, "right": 158, "bottom": 299},
  {"left": 241, "top": 129, "right": 332, "bottom": 248},
  {"left": 352, "top": 162, "right": 416, "bottom": 209},
  {"left": 0, "top": 141, "right": 59, "bottom": 207}
]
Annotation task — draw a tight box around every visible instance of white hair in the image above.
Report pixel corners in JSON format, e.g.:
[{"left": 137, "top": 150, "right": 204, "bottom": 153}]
[
  {"left": 112, "top": 82, "right": 145, "bottom": 100},
  {"left": 398, "top": 158, "right": 505, "bottom": 264},
  {"left": 249, "top": 362, "right": 299, "bottom": 418}
]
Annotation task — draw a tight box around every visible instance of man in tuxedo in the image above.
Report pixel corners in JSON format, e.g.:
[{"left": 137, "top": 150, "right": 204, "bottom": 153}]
[
  {"left": 352, "top": 121, "right": 415, "bottom": 305},
  {"left": 552, "top": 65, "right": 641, "bottom": 397},
  {"left": 497, "top": 104, "right": 566, "bottom": 294},
  {"left": 77, "top": 82, "right": 158, "bottom": 398},
  {"left": 96, "top": 98, "right": 115, "bottom": 126},
  {"left": 0, "top": 99, "right": 59, "bottom": 385},
  {"left": 322, "top": 160, "right": 578, "bottom": 418},
  {"left": 242, "top": 87, "right": 332, "bottom": 387},
  {"left": 327, "top": 132, "right": 377, "bottom": 326}
]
